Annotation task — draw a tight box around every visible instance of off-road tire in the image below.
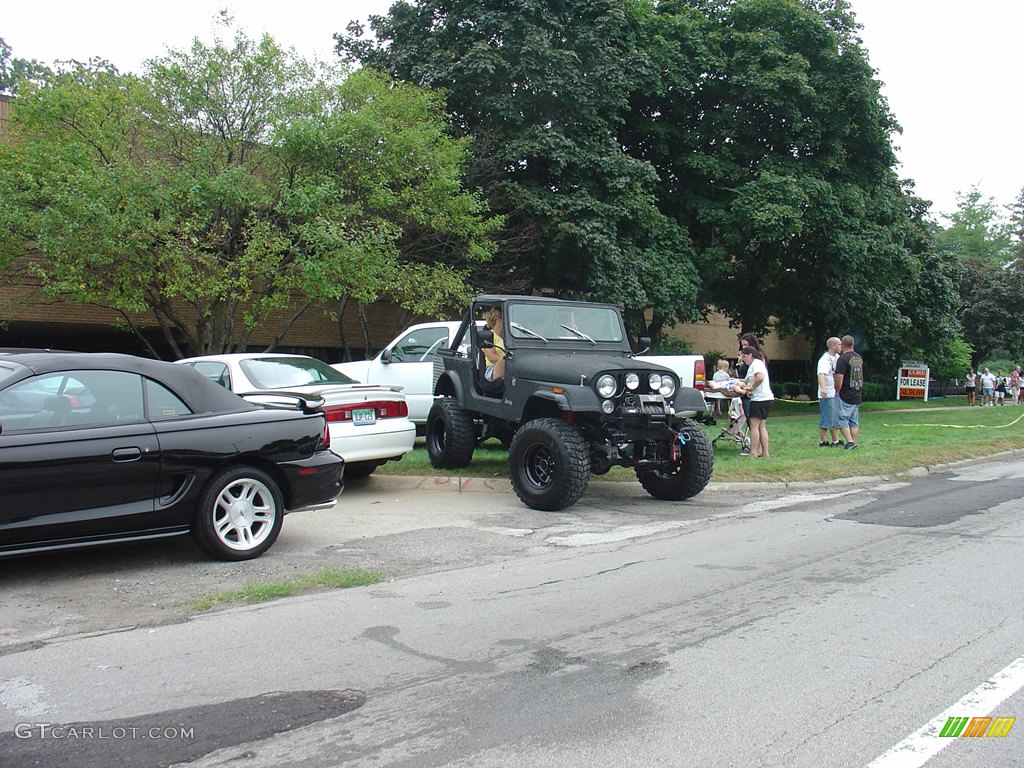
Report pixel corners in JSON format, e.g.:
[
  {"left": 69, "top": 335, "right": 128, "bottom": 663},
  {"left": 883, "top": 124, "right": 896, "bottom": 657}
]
[
  {"left": 509, "top": 418, "right": 590, "bottom": 511},
  {"left": 426, "top": 398, "right": 476, "bottom": 469},
  {"left": 636, "top": 419, "right": 714, "bottom": 501}
]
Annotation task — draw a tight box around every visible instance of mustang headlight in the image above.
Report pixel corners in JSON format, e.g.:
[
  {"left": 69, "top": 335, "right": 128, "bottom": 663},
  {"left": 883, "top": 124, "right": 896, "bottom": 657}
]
[
  {"left": 648, "top": 372, "right": 663, "bottom": 391},
  {"left": 625, "top": 372, "right": 640, "bottom": 390},
  {"left": 659, "top": 375, "right": 676, "bottom": 398},
  {"left": 596, "top": 374, "right": 618, "bottom": 398}
]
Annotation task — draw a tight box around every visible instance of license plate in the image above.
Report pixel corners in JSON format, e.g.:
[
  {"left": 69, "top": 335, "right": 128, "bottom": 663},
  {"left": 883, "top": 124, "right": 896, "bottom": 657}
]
[{"left": 352, "top": 408, "right": 376, "bottom": 426}]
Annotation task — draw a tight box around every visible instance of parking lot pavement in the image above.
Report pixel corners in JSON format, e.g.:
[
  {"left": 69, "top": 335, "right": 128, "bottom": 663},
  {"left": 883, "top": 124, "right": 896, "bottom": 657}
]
[{"left": 0, "top": 475, "right": 743, "bottom": 651}]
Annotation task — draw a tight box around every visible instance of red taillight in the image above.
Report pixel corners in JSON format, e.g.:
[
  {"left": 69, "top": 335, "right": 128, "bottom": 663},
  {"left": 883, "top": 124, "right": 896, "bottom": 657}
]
[
  {"left": 322, "top": 400, "right": 409, "bottom": 422},
  {"left": 694, "top": 359, "right": 706, "bottom": 391},
  {"left": 322, "top": 421, "right": 331, "bottom": 449}
]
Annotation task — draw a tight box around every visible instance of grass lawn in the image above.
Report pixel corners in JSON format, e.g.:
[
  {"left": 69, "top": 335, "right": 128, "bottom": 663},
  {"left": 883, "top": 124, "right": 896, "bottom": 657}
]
[{"left": 378, "top": 398, "right": 1024, "bottom": 484}]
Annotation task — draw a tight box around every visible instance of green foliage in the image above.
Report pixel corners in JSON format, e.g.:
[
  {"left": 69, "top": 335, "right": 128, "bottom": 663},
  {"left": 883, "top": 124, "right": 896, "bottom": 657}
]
[
  {"left": 0, "top": 24, "right": 498, "bottom": 355},
  {"left": 655, "top": 335, "right": 693, "bottom": 354},
  {"left": 934, "top": 186, "right": 1014, "bottom": 263},
  {"left": 624, "top": 0, "right": 959, "bottom": 374},
  {"left": 0, "top": 37, "right": 49, "bottom": 96},
  {"left": 958, "top": 259, "right": 1024, "bottom": 363},
  {"left": 918, "top": 336, "right": 972, "bottom": 384},
  {"left": 338, "top": 0, "right": 701, "bottom": 339},
  {"left": 860, "top": 381, "right": 892, "bottom": 402}
]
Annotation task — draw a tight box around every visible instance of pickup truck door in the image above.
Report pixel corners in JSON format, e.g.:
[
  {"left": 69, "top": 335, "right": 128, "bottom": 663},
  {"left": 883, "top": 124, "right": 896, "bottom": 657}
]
[{"left": 364, "top": 325, "right": 452, "bottom": 423}]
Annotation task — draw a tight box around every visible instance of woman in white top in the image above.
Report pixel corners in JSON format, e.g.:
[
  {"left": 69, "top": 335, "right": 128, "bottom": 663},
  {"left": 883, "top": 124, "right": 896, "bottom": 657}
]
[{"left": 738, "top": 347, "right": 774, "bottom": 458}]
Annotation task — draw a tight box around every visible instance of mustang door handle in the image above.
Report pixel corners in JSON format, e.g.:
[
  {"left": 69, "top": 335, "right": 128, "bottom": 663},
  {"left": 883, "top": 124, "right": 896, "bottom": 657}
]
[{"left": 111, "top": 447, "right": 143, "bottom": 462}]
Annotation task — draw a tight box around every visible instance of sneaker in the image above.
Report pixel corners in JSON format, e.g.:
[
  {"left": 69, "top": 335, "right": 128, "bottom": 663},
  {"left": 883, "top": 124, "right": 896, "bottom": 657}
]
[
  {"left": 843, "top": 442, "right": 858, "bottom": 451},
  {"left": 830, "top": 441, "right": 844, "bottom": 447},
  {"left": 819, "top": 441, "right": 829, "bottom": 447}
]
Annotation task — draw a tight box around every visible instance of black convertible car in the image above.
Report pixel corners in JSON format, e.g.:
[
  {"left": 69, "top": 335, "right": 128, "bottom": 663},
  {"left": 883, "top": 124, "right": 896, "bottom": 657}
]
[{"left": 0, "top": 352, "right": 344, "bottom": 560}]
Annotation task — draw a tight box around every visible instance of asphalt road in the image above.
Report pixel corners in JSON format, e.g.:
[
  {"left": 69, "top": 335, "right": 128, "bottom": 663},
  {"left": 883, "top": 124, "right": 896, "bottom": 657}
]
[{"left": 2, "top": 458, "right": 1023, "bottom": 768}]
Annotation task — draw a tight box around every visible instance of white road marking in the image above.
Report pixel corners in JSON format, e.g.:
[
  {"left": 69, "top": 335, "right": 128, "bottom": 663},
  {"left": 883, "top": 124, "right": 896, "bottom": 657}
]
[
  {"left": 0, "top": 677, "right": 50, "bottom": 717},
  {"left": 546, "top": 519, "right": 716, "bottom": 547},
  {"left": 865, "top": 654, "right": 1024, "bottom": 768}
]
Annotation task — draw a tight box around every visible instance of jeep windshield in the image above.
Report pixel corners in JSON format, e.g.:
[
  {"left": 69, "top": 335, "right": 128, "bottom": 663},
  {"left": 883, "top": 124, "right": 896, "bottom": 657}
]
[{"left": 506, "top": 304, "right": 624, "bottom": 343}]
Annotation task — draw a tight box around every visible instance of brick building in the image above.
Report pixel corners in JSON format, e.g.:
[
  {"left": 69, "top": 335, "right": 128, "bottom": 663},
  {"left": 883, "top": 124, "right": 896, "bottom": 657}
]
[{"left": 0, "top": 92, "right": 809, "bottom": 372}]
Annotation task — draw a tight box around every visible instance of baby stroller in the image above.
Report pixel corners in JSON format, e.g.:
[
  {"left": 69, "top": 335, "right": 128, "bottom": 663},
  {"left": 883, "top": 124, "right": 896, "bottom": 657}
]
[{"left": 711, "top": 396, "right": 751, "bottom": 454}]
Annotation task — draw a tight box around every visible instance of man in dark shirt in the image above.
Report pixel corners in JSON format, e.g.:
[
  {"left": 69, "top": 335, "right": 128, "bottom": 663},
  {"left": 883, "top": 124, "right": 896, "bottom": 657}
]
[{"left": 833, "top": 335, "right": 864, "bottom": 450}]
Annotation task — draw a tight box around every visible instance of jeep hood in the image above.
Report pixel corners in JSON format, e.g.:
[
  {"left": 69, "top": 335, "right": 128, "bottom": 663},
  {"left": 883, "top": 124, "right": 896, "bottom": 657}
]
[{"left": 512, "top": 352, "right": 672, "bottom": 386}]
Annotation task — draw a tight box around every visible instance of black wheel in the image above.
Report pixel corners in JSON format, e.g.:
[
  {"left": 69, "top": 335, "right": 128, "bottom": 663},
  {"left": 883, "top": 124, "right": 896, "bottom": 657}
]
[
  {"left": 192, "top": 466, "right": 284, "bottom": 561},
  {"left": 426, "top": 398, "right": 476, "bottom": 468},
  {"left": 509, "top": 418, "right": 590, "bottom": 511},
  {"left": 344, "top": 461, "right": 379, "bottom": 478},
  {"left": 636, "top": 420, "right": 714, "bottom": 501}
]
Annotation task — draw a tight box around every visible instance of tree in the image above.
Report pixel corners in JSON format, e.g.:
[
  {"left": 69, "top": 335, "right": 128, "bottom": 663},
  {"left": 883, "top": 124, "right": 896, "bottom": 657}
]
[
  {"left": 934, "top": 186, "right": 1014, "bottom": 263},
  {"left": 958, "top": 258, "right": 1024, "bottom": 363},
  {"left": 0, "top": 26, "right": 498, "bottom": 356},
  {"left": 337, "top": 0, "right": 701, "bottom": 342},
  {"left": 622, "top": 0, "right": 959, "bottom": 375},
  {"left": 0, "top": 37, "right": 48, "bottom": 96}
]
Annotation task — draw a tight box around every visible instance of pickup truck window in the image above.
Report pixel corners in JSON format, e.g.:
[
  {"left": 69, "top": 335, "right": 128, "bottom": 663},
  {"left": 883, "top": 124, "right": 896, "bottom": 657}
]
[{"left": 391, "top": 328, "right": 450, "bottom": 362}]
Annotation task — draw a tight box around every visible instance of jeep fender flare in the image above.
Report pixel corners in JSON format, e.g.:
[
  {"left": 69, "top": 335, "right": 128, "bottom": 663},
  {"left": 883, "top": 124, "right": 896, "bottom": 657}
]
[
  {"left": 434, "top": 370, "right": 465, "bottom": 400},
  {"left": 522, "top": 390, "right": 571, "bottom": 423}
]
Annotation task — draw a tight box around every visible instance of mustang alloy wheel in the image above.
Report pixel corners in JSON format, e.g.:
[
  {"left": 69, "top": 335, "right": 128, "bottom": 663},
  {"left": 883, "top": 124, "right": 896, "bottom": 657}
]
[{"left": 193, "top": 466, "right": 284, "bottom": 560}]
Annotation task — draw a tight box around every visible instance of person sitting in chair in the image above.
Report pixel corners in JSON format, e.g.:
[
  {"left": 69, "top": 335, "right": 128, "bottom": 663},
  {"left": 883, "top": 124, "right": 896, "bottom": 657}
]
[{"left": 482, "top": 307, "right": 506, "bottom": 383}]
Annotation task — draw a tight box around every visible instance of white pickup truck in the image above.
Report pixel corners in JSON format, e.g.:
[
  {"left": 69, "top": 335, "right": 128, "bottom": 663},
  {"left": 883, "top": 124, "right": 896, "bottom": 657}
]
[{"left": 333, "top": 321, "right": 710, "bottom": 424}]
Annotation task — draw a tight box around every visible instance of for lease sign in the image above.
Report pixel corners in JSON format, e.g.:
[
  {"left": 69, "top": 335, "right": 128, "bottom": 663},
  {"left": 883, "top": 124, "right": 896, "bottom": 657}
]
[{"left": 897, "top": 363, "right": 929, "bottom": 401}]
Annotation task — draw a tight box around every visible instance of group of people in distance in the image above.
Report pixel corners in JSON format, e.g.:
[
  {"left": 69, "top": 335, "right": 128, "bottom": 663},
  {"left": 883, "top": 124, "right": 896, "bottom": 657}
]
[
  {"left": 965, "top": 366, "right": 1024, "bottom": 407},
  {"left": 708, "top": 332, "right": 865, "bottom": 458}
]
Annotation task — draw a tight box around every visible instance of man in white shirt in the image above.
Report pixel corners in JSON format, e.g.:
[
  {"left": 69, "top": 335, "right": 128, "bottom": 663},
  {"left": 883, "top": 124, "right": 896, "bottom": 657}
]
[
  {"left": 980, "top": 367, "right": 996, "bottom": 406},
  {"left": 817, "top": 337, "right": 842, "bottom": 447}
]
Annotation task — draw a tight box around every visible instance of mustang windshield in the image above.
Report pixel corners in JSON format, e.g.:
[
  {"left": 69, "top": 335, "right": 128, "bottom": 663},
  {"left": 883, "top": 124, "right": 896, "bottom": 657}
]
[{"left": 507, "top": 304, "right": 624, "bottom": 343}]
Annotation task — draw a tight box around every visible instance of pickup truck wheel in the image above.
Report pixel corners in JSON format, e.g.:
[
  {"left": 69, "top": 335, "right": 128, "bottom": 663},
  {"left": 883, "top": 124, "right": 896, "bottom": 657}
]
[
  {"left": 509, "top": 418, "right": 590, "bottom": 511},
  {"left": 426, "top": 398, "right": 476, "bottom": 468},
  {"left": 636, "top": 420, "right": 713, "bottom": 501}
]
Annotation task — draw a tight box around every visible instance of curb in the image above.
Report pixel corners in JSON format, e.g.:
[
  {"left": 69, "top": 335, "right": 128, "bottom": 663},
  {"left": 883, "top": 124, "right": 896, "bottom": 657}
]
[{"left": 368, "top": 450, "right": 1013, "bottom": 495}]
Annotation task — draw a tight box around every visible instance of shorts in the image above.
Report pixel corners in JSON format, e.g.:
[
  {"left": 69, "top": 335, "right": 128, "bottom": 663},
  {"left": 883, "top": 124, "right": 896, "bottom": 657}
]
[
  {"left": 982, "top": 387, "right": 994, "bottom": 398},
  {"left": 818, "top": 396, "right": 837, "bottom": 429},
  {"left": 837, "top": 399, "right": 860, "bottom": 429},
  {"left": 484, "top": 365, "right": 499, "bottom": 382},
  {"left": 749, "top": 400, "right": 773, "bottom": 420}
]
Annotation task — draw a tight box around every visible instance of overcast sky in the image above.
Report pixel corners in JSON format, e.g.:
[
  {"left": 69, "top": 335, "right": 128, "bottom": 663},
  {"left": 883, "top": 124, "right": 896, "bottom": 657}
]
[{"left": 3, "top": 0, "right": 1021, "bottom": 223}]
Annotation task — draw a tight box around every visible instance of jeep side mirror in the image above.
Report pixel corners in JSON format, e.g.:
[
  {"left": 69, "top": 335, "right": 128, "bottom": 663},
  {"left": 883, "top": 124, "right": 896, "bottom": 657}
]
[
  {"left": 637, "top": 337, "right": 652, "bottom": 354},
  {"left": 381, "top": 348, "right": 392, "bottom": 364},
  {"left": 478, "top": 328, "right": 496, "bottom": 348}
]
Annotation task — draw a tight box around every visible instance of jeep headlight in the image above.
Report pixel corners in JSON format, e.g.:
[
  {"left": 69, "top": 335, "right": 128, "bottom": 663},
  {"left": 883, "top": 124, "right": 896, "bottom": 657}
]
[
  {"left": 596, "top": 374, "right": 617, "bottom": 398},
  {"left": 648, "top": 372, "right": 663, "bottom": 391},
  {"left": 624, "top": 372, "right": 640, "bottom": 390},
  {"left": 659, "top": 375, "right": 676, "bottom": 398}
]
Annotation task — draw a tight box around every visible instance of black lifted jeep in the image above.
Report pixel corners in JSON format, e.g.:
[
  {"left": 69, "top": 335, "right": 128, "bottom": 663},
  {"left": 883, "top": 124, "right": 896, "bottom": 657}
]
[{"left": 426, "top": 295, "right": 713, "bottom": 511}]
